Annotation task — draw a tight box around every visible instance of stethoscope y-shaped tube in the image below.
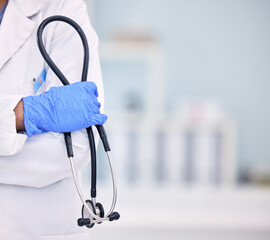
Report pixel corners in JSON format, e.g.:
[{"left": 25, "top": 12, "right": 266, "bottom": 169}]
[
  {"left": 37, "top": 15, "right": 89, "bottom": 84},
  {"left": 37, "top": 15, "right": 118, "bottom": 224}
]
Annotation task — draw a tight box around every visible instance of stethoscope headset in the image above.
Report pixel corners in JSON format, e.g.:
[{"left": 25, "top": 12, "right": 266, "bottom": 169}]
[{"left": 37, "top": 16, "right": 120, "bottom": 228}]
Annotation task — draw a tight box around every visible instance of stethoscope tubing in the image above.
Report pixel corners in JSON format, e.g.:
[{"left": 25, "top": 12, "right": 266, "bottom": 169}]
[
  {"left": 37, "top": 15, "right": 117, "bottom": 223},
  {"left": 37, "top": 15, "right": 89, "bottom": 84},
  {"left": 69, "top": 151, "right": 117, "bottom": 221}
]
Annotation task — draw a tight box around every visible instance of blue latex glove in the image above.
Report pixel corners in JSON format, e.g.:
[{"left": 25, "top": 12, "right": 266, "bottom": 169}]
[{"left": 23, "top": 82, "right": 107, "bottom": 137}]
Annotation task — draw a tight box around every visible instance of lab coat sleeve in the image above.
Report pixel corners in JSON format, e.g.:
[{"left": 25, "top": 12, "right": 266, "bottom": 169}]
[
  {"left": 0, "top": 0, "right": 104, "bottom": 188},
  {"left": 0, "top": 93, "right": 27, "bottom": 155}
]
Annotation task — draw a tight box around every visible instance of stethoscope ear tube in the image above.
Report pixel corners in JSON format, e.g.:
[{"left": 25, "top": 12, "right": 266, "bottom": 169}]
[
  {"left": 86, "top": 126, "right": 97, "bottom": 198},
  {"left": 64, "top": 132, "right": 74, "bottom": 158},
  {"left": 96, "top": 125, "right": 111, "bottom": 152},
  {"left": 37, "top": 15, "right": 119, "bottom": 227}
]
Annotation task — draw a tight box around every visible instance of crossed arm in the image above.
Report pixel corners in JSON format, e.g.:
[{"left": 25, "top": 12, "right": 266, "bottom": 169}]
[{"left": 13, "top": 82, "right": 106, "bottom": 138}]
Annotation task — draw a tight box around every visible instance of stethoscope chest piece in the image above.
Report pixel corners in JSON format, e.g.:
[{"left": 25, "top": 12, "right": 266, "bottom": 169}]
[
  {"left": 78, "top": 200, "right": 105, "bottom": 228},
  {"left": 95, "top": 202, "right": 105, "bottom": 223}
]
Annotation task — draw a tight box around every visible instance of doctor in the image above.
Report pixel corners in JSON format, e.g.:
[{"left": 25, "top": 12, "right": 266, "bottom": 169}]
[{"left": 0, "top": 0, "right": 106, "bottom": 239}]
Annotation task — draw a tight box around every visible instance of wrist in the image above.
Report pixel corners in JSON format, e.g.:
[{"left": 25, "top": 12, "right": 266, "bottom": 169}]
[{"left": 14, "top": 99, "right": 25, "bottom": 132}]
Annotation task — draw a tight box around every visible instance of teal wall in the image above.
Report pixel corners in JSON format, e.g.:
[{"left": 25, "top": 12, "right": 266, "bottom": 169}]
[{"left": 90, "top": 0, "right": 270, "bottom": 173}]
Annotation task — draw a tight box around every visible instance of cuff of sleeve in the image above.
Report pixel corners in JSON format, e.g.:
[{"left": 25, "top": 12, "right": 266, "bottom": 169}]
[{"left": 0, "top": 93, "right": 28, "bottom": 156}]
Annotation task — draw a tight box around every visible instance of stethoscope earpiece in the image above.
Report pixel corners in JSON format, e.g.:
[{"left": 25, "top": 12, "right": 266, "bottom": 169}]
[
  {"left": 108, "top": 212, "right": 120, "bottom": 221},
  {"left": 37, "top": 15, "right": 119, "bottom": 228},
  {"left": 77, "top": 218, "right": 91, "bottom": 227}
]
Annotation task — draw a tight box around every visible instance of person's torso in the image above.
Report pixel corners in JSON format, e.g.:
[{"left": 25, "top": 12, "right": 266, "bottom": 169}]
[{"left": 0, "top": 0, "right": 58, "bottom": 96}]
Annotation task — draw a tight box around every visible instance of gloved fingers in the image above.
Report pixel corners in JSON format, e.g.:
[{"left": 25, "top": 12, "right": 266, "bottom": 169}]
[
  {"left": 80, "top": 83, "right": 101, "bottom": 113},
  {"left": 86, "top": 102, "right": 100, "bottom": 115},
  {"left": 68, "top": 82, "right": 98, "bottom": 100},
  {"left": 91, "top": 96, "right": 101, "bottom": 108},
  {"left": 86, "top": 92, "right": 100, "bottom": 107},
  {"left": 84, "top": 95, "right": 101, "bottom": 113},
  {"left": 92, "top": 113, "right": 108, "bottom": 125},
  {"left": 95, "top": 101, "right": 101, "bottom": 109},
  {"left": 84, "top": 81, "right": 99, "bottom": 97},
  {"left": 94, "top": 88, "right": 98, "bottom": 98}
]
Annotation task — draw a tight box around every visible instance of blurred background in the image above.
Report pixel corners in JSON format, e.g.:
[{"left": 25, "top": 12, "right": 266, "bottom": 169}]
[{"left": 83, "top": 0, "right": 270, "bottom": 239}]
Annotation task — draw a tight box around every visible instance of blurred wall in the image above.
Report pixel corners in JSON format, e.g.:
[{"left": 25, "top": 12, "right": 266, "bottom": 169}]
[
  {"left": 88, "top": 0, "right": 270, "bottom": 177},
  {"left": 82, "top": 2, "right": 270, "bottom": 239}
]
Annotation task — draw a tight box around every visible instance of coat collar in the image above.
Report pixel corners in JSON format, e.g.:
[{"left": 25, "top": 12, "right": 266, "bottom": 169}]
[
  {"left": 0, "top": 0, "right": 46, "bottom": 69},
  {"left": 12, "top": 0, "right": 46, "bottom": 17}
]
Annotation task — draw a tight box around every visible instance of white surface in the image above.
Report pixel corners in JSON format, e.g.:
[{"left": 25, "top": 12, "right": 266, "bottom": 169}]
[{"left": 89, "top": 186, "right": 270, "bottom": 240}]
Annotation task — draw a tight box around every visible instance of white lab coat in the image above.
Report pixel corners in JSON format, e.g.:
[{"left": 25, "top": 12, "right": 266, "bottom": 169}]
[{"left": 0, "top": 0, "right": 104, "bottom": 239}]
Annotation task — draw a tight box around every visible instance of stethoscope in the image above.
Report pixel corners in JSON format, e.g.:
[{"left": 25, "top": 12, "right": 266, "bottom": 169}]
[{"left": 37, "top": 15, "right": 120, "bottom": 228}]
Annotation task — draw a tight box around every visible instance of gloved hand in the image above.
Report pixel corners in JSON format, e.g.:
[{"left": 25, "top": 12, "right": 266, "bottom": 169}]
[{"left": 23, "top": 81, "right": 107, "bottom": 137}]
